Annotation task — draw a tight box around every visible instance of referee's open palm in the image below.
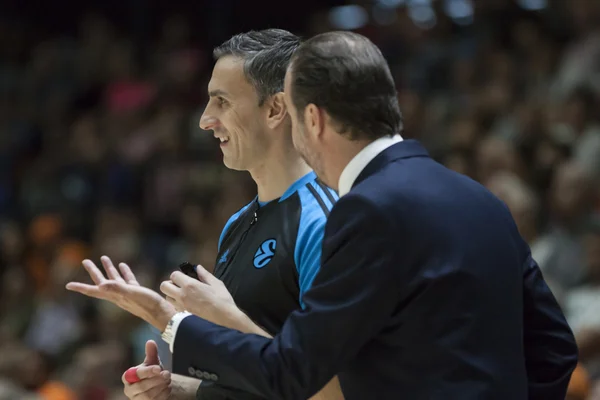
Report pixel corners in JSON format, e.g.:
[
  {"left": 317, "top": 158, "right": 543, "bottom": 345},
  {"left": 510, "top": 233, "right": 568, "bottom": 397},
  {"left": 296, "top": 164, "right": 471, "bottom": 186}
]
[{"left": 66, "top": 256, "right": 175, "bottom": 329}]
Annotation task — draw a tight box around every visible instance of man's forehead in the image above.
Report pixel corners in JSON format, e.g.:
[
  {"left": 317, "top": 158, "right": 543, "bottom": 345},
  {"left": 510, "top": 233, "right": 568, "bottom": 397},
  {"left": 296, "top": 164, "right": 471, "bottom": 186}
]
[
  {"left": 208, "top": 56, "right": 249, "bottom": 95},
  {"left": 214, "top": 55, "right": 245, "bottom": 75}
]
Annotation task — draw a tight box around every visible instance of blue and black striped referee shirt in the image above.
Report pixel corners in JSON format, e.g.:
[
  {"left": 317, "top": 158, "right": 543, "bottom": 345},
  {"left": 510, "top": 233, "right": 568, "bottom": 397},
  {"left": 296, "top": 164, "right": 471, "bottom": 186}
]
[{"left": 197, "top": 171, "right": 338, "bottom": 400}]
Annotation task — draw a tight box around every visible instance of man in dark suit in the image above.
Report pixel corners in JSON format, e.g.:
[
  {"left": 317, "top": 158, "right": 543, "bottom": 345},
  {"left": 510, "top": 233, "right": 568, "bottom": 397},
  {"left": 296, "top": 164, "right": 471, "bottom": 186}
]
[{"left": 163, "top": 31, "right": 578, "bottom": 399}]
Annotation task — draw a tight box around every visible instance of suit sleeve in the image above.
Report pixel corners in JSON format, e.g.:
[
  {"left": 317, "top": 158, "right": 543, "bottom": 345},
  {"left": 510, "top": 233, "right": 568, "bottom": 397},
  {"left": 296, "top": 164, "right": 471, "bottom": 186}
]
[
  {"left": 171, "top": 195, "right": 401, "bottom": 399},
  {"left": 522, "top": 251, "right": 579, "bottom": 400}
]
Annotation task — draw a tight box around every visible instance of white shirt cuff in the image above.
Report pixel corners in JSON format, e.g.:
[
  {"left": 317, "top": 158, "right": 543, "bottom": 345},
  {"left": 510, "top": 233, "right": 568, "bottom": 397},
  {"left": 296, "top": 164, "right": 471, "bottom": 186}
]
[{"left": 164, "top": 311, "right": 192, "bottom": 353}]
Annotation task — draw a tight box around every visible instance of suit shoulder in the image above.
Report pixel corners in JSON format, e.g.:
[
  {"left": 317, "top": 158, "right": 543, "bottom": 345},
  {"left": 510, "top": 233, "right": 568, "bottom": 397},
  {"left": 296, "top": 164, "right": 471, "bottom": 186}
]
[{"left": 329, "top": 192, "right": 394, "bottom": 231}]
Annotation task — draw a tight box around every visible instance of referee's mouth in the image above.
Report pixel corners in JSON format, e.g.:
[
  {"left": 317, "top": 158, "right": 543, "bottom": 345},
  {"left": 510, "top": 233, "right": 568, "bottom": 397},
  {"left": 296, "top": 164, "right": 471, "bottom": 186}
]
[{"left": 215, "top": 136, "right": 230, "bottom": 146}]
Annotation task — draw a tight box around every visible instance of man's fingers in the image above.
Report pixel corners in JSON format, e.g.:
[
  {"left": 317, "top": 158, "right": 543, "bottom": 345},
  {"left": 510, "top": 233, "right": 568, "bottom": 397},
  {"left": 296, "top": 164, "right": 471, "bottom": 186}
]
[
  {"left": 195, "top": 264, "right": 219, "bottom": 285},
  {"left": 119, "top": 263, "right": 139, "bottom": 285},
  {"left": 81, "top": 259, "right": 106, "bottom": 285},
  {"left": 101, "top": 256, "right": 125, "bottom": 282},
  {"left": 121, "top": 365, "right": 161, "bottom": 386},
  {"left": 160, "top": 280, "right": 181, "bottom": 299},
  {"left": 66, "top": 281, "right": 126, "bottom": 301},
  {"left": 154, "top": 383, "right": 172, "bottom": 400},
  {"left": 123, "top": 376, "right": 169, "bottom": 397},
  {"left": 169, "top": 271, "right": 196, "bottom": 288},
  {"left": 143, "top": 340, "right": 160, "bottom": 366},
  {"left": 130, "top": 374, "right": 169, "bottom": 393},
  {"left": 139, "top": 379, "right": 170, "bottom": 399},
  {"left": 65, "top": 282, "right": 104, "bottom": 299},
  {"left": 135, "top": 365, "right": 162, "bottom": 380}
]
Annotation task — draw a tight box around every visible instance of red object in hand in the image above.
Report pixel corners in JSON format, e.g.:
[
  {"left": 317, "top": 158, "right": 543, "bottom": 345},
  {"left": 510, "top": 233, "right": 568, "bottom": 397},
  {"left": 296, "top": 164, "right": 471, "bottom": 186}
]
[{"left": 124, "top": 367, "right": 141, "bottom": 384}]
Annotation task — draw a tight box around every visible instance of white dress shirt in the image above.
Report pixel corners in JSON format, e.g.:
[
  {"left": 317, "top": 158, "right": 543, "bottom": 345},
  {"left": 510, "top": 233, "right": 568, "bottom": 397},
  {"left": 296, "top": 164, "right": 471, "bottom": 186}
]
[
  {"left": 163, "top": 311, "right": 191, "bottom": 352},
  {"left": 338, "top": 135, "right": 403, "bottom": 196}
]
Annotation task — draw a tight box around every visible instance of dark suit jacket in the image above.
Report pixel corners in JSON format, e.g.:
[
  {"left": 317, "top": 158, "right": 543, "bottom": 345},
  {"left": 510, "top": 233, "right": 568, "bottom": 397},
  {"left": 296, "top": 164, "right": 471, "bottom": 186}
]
[{"left": 173, "top": 140, "right": 578, "bottom": 400}]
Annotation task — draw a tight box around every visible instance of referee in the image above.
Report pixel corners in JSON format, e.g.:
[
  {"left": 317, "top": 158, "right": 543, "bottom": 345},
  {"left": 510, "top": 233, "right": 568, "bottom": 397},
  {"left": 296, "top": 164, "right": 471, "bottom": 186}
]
[{"left": 66, "top": 29, "right": 341, "bottom": 400}]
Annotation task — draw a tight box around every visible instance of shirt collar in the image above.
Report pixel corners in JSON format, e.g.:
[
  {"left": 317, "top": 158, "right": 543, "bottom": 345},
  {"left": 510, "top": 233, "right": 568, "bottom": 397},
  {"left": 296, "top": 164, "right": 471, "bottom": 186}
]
[{"left": 338, "top": 134, "right": 403, "bottom": 196}]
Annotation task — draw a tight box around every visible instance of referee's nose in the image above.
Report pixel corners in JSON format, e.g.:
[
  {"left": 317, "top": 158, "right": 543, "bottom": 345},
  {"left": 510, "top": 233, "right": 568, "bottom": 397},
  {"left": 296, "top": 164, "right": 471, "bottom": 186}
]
[{"left": 199, "top": 112, "right": 219, "bottom": 131}]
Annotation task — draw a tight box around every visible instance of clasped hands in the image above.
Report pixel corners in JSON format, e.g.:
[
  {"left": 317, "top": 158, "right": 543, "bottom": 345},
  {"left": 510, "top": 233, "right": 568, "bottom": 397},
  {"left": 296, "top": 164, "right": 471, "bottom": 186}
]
[{"left": 66, "top": 256, "right": 242, "bottom": 332}]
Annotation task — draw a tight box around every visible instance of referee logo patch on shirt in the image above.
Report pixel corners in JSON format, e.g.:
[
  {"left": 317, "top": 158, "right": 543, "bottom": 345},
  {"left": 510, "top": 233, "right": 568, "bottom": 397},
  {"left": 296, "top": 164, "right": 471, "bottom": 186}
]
[
  {"left": 254, "top": 239, "right": 277, "bottom": 268},
  {"left": 218, "top": 249, "right": 229, "bottom": 264}
]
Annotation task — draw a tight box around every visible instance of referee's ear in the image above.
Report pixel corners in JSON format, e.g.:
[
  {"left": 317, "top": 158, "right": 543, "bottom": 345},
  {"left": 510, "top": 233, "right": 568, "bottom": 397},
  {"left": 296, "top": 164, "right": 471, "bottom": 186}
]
[{"left": 266, "top": 92, "right": 287, "bottom": 130}]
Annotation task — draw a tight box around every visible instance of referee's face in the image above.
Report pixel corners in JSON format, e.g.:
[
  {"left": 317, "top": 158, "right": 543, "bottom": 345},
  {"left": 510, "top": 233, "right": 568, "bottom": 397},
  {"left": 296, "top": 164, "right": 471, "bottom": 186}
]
[{"left": 200, "top": 56, "right": 270, "bottom": 171}]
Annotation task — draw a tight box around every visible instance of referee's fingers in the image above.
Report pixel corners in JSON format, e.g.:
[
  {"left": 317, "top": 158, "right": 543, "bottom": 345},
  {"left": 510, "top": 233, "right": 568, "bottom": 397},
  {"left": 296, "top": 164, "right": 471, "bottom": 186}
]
[{"left": 196, "top": 264, "right": 219, "bottom": 285}]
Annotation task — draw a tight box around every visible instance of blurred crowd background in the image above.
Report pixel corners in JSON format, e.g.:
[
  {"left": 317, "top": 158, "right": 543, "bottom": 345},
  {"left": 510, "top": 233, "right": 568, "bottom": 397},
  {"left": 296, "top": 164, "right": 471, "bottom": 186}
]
[{"left": 1, "top": 0, "right": 599, "bottom": 399}]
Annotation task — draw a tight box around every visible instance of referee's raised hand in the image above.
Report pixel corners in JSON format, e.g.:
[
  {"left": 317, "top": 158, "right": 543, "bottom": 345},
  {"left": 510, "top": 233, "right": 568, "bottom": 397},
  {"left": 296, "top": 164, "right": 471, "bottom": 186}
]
[
  {"left": 66, "top": 255, "right": 177, "bottom": 332},
  {"left": 122, "top": 340, "right": 171, "bottom": 400}
]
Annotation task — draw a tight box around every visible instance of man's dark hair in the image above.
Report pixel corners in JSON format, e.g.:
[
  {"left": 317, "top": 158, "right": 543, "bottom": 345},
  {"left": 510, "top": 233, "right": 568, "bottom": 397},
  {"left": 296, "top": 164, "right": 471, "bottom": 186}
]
[
  {"left": 213, "top": 29, "right": 301, "bottom": 106},
  {"left": 289, "top": 31, "right": 403, "bottom": 141}
]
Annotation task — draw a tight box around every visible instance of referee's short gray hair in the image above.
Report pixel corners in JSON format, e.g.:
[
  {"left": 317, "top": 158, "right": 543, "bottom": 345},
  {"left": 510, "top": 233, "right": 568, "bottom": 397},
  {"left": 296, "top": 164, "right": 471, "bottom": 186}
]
[{"left": 213, "top": 29, "right": 301, "bottom": 106}]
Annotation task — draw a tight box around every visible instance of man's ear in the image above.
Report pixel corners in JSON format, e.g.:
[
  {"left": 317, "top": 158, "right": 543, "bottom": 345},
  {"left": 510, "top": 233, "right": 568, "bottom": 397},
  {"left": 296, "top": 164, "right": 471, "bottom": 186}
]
[
  {"left": 305, "top": 103, "right": 325, "bottom": 139},
  {"left": 266, "top": 92, "right": 288, "bottom": 129}
]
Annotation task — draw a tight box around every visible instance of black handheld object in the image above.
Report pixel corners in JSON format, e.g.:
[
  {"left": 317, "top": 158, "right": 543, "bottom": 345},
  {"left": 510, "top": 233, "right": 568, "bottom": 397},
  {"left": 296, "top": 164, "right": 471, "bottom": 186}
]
[{"left": 179, "top": 262, "right": 199, "bottom": 280}]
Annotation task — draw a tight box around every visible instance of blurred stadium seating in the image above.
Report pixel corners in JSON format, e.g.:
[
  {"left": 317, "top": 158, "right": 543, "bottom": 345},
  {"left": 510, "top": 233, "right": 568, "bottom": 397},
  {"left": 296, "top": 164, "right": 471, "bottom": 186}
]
[{"left": 1, "top": 0, "right": 600, "bottom": 398}]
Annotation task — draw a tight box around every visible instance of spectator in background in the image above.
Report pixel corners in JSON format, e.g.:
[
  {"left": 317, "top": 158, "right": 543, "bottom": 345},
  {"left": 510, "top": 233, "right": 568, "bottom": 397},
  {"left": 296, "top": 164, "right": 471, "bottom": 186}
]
[
  {"left": 552, "top": 0, "right": 600, "bottom": 99},
  {"left": 535, "top": 162, "right": 596, "bottom": 292},
  {"left": 567, "top": 364, "right": 592, "bottom": 400},
  {"left": 558, "top": 87, "right": 600, "bottom": 182},
  {"left": 476, "top": 136, "right": 526, "bottom": 184},
  {"left": 565, "top": 216, "right": 600, "bottom": 381}
]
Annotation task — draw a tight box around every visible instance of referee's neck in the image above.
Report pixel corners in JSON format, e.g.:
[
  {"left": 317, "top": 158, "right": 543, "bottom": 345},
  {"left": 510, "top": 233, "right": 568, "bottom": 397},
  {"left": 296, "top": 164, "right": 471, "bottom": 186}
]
[{"left": 251, "top": 154, "right": 312, "bottom": 203}]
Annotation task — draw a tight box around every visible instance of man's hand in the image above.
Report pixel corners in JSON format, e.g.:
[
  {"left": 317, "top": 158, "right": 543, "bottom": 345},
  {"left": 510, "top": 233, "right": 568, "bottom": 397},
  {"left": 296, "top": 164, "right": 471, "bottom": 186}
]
[
  {"left": 66, "top": 256, "right": 176, "bottom": 331},
  {"left": 160, "top": 266, "right": 345, "bottom": 399},
  {"left": 160, "top": 265, "right": 241, "bottom": 329},
  {"left": 123, "top": 340, "right": 171, "bottom": 400}
]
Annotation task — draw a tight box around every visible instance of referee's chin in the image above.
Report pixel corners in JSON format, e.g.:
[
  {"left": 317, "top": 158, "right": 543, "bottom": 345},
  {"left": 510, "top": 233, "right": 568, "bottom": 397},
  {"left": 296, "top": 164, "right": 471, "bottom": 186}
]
[{"left": 222, "top": 156, "right": 244, "bottom": 171}]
